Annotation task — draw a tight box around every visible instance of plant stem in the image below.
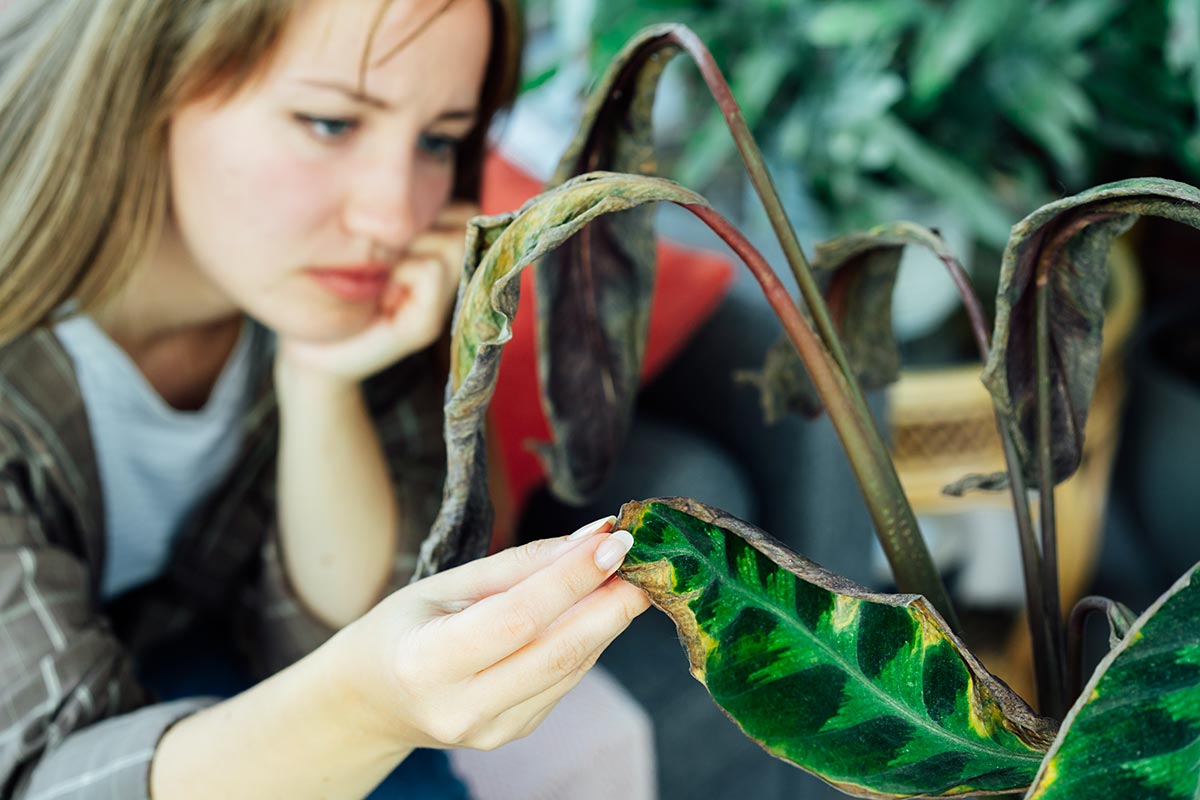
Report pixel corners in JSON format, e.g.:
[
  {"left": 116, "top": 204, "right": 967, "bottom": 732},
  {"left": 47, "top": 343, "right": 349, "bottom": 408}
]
[
  {"left": 664, "top": 27, "right": 875, "bottom": 432},
  {"left": 934, "top": 252, "right": 1053, "bottom": 713},
  {"left": 684, "top": 202, "right": 960, "bottom": 631},
  {"left": 1065, "top": 596, "right": 1106, "bottom": 704},
  {"left": 656, "top": 26, "right": 956, "bottom": 629},
  {"left": 1034, "top": 276, "right": 1067, "bottom": 719},
  {"left": 1065, "top": 595, "right": 1139, "bottom": 705}
]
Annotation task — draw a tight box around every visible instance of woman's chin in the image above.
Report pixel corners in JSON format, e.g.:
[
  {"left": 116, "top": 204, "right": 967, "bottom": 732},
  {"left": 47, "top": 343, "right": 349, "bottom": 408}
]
[{"left": 262, "top": 304, "right": 377, "bottom": 344}]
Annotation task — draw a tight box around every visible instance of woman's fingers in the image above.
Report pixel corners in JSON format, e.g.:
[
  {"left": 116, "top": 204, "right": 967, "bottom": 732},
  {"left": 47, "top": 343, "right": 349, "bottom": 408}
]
[
  {"left": 474, "top": 628, "right": 625, "bottom": 750},
  {"left": 417, "top": 517, "right": 616, "bottom": 606},
  {"left": 406, "top": 202, "right": 477, "bottom": 270},
  {"left": 434, "top": 527, "right": 636, "bottom": 674},
  {"left": 469, "top": 576, "right": 649, "bottom": 714},
  {"left": 433, "top": 201, "right": 479, "bottom": 228}
]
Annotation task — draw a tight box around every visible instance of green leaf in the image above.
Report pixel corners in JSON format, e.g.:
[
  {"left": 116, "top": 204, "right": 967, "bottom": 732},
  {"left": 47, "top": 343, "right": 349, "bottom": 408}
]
[
  {"left": 414, "top": 173, "right": 707, "bottom": 577},
  {"left": 806, "top": 0, "right": 923, "bottom": 47},
  {"left": 877, "top": 115, "right": 1016, "bottom": 249},
  {"left": 909, "top": 0, "right": 1011, "bottom": 106},
  {"left": 1167, "top": 0, "right": 1200, "bottom": 75},
  {"left": 987, "top": 58, "right": 1093, "bottom": 183},
  {"left": 1025, "top": 562, "right": 1200, "bottom": 800},
  {"left": 534, "top": 25, "right": 686, "bottom": 505},
  {"left": 1038, "top": 0, "right": 1127, "bottom": 48},
  {"left": 737, "top": 222, "right": 961, "bottom": 422},
  {"left": 981, "top": 177, "right": 1200, "bottom": 485},
  {"left": 617, "top": 497, "right": 1057, "bottom": 799}
]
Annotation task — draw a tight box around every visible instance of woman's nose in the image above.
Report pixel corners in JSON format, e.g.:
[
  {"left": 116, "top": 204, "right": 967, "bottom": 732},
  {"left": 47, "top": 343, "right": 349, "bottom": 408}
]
[{"left": 342, "top": 160, "right": 419, "bottom": 252}]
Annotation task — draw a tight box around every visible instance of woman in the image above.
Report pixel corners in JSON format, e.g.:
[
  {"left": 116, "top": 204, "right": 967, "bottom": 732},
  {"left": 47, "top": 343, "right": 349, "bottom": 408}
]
[{"left": 0, "top": 0, "right": 651, "bottom": 797}]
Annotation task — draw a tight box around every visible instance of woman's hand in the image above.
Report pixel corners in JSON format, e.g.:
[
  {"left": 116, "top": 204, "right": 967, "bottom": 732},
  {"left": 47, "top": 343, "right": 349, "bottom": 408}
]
[
  {"left": 342, "top": 516, "right": 651, "bottom": 753},
  {"left": 276, "top": 201, "right": 477, "bottom": 384}
]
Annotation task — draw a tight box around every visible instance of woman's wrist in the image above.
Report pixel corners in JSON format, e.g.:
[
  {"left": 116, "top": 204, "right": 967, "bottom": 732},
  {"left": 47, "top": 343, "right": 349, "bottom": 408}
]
[
  {"left": 150, "top": 627, "right": 414, "bottom": 798},
  {"left": 273, "top": 350, "right": 361, "bottom": 406},
  {"left": 315, "top": 624, "right": 418, "bottom": 759}
]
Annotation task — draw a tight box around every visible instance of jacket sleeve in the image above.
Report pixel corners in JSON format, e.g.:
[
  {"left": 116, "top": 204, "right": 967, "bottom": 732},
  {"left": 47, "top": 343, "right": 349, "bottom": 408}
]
[
  {"left": 233, "top": 356, "right": 449, "bottom": 678},
  {"left": 0, "top": 458, "right": 216, "bottom": 799}
]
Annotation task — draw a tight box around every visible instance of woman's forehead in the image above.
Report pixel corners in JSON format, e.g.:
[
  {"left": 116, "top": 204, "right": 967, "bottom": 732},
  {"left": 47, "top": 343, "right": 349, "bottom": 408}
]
[
  {"left": 277, "top": 0, "right": 489, "bottom": 87},
  {"left": 280, "top": 0, "right": 482, "bottom": 68}
]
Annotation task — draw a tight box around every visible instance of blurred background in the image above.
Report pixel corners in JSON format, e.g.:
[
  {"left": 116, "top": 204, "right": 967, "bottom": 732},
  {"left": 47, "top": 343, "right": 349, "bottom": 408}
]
[{"left": 485, "top": 1, "right": 1200, "bottom": 797}]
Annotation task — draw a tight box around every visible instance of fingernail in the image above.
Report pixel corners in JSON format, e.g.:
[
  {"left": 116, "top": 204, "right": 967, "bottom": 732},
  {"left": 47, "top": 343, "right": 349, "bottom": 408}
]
[
  {"left": 594, "top": 530, "right": 634, "bottom": 571},
  {"left": 568, "top": 515, "right": 616, "bottom": 541}
]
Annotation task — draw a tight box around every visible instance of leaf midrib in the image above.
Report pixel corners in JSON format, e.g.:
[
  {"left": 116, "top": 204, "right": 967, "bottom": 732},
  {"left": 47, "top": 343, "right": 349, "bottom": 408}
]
[{"left": 661, "top": 540, "right": 1043, "bottom": 766}]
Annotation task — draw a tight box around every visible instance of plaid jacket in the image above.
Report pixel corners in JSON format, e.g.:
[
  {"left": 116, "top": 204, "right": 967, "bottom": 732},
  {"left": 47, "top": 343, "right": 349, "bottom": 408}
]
[{"left": 0, "top": 326, "right": 448, "bottom": 798}]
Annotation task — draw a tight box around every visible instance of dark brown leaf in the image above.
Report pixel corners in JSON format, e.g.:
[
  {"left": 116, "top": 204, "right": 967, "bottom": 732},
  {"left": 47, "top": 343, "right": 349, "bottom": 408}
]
[
  {"left": 533, "top": 25, "right": 685, "bottom": 504},
  {"left": 981, "top": 178, "right": 1200, "bottom": 484}
]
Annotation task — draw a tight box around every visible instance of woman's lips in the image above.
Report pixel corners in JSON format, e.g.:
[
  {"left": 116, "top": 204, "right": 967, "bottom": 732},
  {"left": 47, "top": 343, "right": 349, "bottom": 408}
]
[{"left": 308, "top": 267, "right": 392, "bottom": 302}]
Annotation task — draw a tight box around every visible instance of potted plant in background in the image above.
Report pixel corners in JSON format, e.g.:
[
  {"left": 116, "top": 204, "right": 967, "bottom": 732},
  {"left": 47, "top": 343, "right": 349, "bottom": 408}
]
[{"left": 415, "top": 22, "right": 1200, "bottom": 798}]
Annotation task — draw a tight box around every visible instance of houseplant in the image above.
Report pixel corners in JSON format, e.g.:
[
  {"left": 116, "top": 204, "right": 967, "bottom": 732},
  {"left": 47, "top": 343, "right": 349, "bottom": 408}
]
[{"left": 416, "top": 23, "right": 1200, "bottom": 799}]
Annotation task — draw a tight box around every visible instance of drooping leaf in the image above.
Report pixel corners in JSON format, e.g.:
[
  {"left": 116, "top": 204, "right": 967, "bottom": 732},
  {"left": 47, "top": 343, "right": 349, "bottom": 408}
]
[
  {"left": 616, "top": 497, "right": 1057, "bottom": 799},
  {"left": 1025, "top": 562, "right": 1200, "bottom": 800},
  {"left": 413, "top": 174, "right": 707, "bottom": 578},
  {"left": 532, "top": 25, "right": 685, "bottom": 505},
  {"left": 981, "top": 177, "right": 1200, "bottom": 485},
  {"left": 738, "top": 222, "right": 961, "bottom": 422}
]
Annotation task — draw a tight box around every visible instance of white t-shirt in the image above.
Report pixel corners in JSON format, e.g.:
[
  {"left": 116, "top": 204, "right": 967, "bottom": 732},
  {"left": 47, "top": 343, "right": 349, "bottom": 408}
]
[{"left": 54, "top": 316, "right": 261, "bottom": 600}]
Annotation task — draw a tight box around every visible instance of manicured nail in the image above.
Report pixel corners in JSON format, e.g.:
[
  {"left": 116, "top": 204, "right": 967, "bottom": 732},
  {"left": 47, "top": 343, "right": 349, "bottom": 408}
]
[
  {"left": 568, "top": 515, "right": 616, "bottom": 541},
  {"left": 594, "top": 530, "right": 634, "bottom": 570}
]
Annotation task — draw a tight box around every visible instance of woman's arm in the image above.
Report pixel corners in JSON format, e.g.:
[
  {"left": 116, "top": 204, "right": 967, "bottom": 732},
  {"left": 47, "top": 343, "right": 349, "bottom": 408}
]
[
  {"left": 149, "top": 625, "right": 406, "bottom": 799},
  {"left": 272, "top": 203, "right": 473, "bottom": 629},
  {"left": 150, "top": 520, "right": 647, "bottom": 799},
  {"left": 275, "top": 363, "right": 399, "bottom": 628}
]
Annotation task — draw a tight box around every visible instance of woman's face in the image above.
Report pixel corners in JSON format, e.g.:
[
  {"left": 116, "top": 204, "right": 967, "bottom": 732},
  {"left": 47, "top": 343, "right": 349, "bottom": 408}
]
[{"left": 166, "top": 0, "right": 491, "bottom": 342}]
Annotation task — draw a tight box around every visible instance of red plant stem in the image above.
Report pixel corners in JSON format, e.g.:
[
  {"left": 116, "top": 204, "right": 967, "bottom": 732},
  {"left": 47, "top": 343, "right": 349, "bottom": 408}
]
[
  {"left": 683, "top": 202, "right": 960, "bottom": 631},
  {"left": 653, "top": 24, "right": 956, "bottom": 628},
  {"left": 663, "top": 26, "right": 875, "bottom": 438}
]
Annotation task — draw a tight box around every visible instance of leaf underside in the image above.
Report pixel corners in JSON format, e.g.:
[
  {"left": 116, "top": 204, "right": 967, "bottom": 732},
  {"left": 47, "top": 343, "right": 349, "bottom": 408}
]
[
  {"left": 414, "top": 174, "right": 707, "bottom": 578},
  {"left": 533, "top": 25, "right": 684, "bottom": 505},
  {"left": 739, "top": 222, "right": 956, "bottom": 422},
  {"left": 617, "top": 497, "right": 1056, "bottom": 799},
  {"left": 1026, "top": 562, "right": 1200, "bottom": 800}
]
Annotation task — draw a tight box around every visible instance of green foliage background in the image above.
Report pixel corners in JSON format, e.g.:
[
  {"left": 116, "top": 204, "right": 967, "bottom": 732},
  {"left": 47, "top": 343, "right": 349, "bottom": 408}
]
[{"left": 524, "top": 0, "right": 1200, "bottom": 251}]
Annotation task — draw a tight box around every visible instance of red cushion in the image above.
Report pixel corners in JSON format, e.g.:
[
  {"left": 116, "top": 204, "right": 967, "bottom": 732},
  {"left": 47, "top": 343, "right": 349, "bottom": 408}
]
[{"left": 481, "top": 153, "right": 735, "bottom": 522}]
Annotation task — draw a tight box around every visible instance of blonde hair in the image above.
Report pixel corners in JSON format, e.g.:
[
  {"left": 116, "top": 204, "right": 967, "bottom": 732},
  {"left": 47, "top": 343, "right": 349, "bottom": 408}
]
[{"left": 0, "top": 0, "right": 521, "bottom": 343}]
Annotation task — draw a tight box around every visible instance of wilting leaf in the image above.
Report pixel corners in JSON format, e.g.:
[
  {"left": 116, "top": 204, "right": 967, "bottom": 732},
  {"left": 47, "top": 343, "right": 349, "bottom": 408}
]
[
  {"left": 942, "top": 471, "right": 1011, "bottom": 498},
  {"left": 1025, "top": 562, "right": 1200, "bottom": 800},
  {"left": 533, "top": 25, "right": 684, "bottom": 505},
  {"left": 739, "top": 222, "right": 960, "bottom": 422},
  {"left": 616, "top": 497, "right": 1056, "bottom": 799},
  {"left": 981, "top": 178, "right": 1200, "bottom": 485},
  {"left": 413, "top": 174, "right": 707, "bottom": 578}
]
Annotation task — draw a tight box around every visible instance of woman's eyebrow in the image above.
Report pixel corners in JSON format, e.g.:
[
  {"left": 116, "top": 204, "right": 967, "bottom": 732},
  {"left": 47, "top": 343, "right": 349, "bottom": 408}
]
[
  {"left": 295, "top": 79, "right": 478, "bottom": 123},
  {"left": 299, "top": 79, "right": 391, "bottom": 109}
]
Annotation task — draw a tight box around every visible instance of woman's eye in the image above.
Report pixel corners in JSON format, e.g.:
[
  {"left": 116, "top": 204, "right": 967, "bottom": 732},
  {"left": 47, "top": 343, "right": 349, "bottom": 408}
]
[
  {"left": 418, "top": 133, "right": 462, "bottom": 161},
  {"left": 294, "top": 114, "right": 359, "bottom": 141}
]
